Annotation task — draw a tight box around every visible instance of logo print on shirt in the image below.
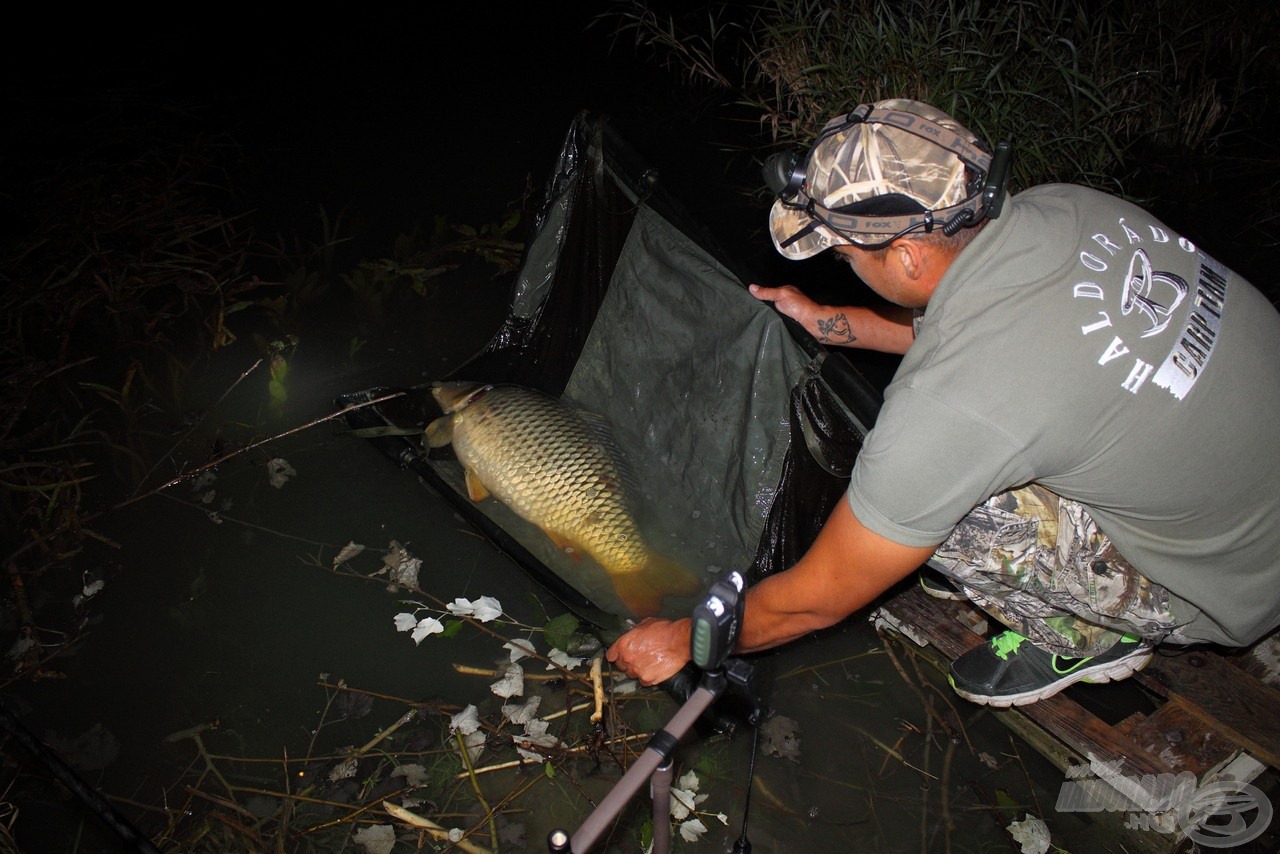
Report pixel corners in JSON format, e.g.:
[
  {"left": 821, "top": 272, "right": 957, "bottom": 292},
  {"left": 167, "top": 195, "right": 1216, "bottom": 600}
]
[{"left": 1120, "top": 249, "right": 1188, "bottom": 339}]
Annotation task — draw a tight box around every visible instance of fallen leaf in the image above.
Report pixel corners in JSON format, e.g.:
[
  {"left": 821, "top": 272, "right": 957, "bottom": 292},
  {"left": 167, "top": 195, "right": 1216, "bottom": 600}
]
[
  {"left": 446, "top": 596, "right": 503, "bottom": 622},
  {"left": 352, "top": 824, "right": 396, "bottom": 854},
  {"left": 391, "top": 764, "right": 429, "bottom": 786},
  {"left": 546, "top": 648, "right": 583, "bottom": 670},
  {"left": 504, "top": 638, "right": 535, "bottom": 662},
  {"left": 517, "top": 718, "right": 560, "bottom": 748},
  {"left": 266, "top": 458, "right": 296, "bottom": 488},
  {"left": 679, "top": 818, "right": 708, "bottom": 842},
  {"left": 1007, "top": 814, "right": 1051, "bottom": 854},
  {"left": 450, "top": 705, "right": 480, "bottom": 735},
  {"left": 760, "top": 714, "right": 801, "bottom": 762},
  {"left": 490, "top": 663, "right": 524, "bottom": 699},
  {"left": 333, "top": 542, "right": 366, "bottom": 568},
  {"left": 328, "top": 755, "right": 358, "bottom": 783},
  {"left": 502, "top": 696, "right": 541, "bottom": 726},
  {"left": 459, "top": 729, "right": 485, "bottom": 763}
]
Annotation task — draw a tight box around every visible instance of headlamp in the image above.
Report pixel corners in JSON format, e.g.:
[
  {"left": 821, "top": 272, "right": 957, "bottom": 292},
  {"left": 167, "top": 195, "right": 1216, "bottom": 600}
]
[{"left": 764, "top": 104, "right": 1012, "bottom": 249}]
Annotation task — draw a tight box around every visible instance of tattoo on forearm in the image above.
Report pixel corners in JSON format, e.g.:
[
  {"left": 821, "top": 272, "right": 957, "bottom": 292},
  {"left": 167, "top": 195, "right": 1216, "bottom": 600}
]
[{"left": 816, "top": 313, "right": 858, "bottom": 344}]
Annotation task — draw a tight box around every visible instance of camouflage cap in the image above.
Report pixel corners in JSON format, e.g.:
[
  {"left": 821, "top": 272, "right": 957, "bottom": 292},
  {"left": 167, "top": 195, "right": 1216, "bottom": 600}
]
[{"left": 769, "top": 99, "right": 987, "bottom": 259}]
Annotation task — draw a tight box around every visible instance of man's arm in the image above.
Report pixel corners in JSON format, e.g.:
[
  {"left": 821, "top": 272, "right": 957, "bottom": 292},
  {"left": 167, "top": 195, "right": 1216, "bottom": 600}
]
[
  {"left": 749, "top": 284, "right": 916, "bottom": 355},
  {"left": 606, "top": 498, "right": 937, "bottom": 684}
]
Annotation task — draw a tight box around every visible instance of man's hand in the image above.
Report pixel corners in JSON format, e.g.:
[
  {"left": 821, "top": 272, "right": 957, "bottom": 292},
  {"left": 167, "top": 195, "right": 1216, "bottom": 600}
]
[
  {"left": 606, "top": 617, "right": 692, "bottom": 686},
  {"left": 749, "top": 283, "right": 820, "bottom": 329},
  {"left": 750, "top": 283, "right": 915, "bottom": 354}
]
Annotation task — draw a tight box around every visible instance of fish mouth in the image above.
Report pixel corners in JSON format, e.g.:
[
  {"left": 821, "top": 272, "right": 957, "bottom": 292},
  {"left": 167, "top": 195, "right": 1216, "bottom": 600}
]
[{"left": 431, "top": 381, "right": 492, "bottom": 413}]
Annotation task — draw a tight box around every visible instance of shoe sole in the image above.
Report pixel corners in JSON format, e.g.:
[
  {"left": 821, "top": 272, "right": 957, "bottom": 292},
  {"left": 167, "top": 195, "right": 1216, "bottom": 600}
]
[{"left": 950, "top": 646, "right": 1153, "bottom": 708}]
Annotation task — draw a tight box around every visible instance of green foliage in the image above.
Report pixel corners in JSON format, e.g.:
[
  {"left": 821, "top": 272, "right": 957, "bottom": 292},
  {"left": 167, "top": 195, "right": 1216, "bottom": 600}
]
[
  {"left": 606, "top": 0, "right": 1277, "bottom": 196},
  {"left": 341, "top": 209, "right": 525, "bottom": 320},
  {"left": 543, "top": 612, "right": 582, "bottom": 651}
]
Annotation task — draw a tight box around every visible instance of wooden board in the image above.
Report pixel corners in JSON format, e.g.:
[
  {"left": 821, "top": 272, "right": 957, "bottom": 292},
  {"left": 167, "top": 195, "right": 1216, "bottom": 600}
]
[{"left": 871, "top": 582, "right": 1279, "bottom": 853}]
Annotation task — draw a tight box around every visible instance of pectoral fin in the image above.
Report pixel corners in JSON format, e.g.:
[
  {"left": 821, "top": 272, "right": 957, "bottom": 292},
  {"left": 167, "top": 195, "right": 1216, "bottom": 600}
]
[
  {"left": 464, "top": 468, "right": 490, "bottom": 501},
  {"left": 611, "top": 556, "right": 705, "bottom": 618},
  {"left": 424, "top": 416, "right": 453, "bottom": 448}
]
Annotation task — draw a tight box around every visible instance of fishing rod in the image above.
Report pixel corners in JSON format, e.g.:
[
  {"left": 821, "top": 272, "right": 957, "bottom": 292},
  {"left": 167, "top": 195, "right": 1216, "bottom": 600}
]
[
  {"left": 547, "top": 569, "right": 767, "bottom": 853},
  {"left": 0, "top": 702, "right": 162, "bottom": 853}
]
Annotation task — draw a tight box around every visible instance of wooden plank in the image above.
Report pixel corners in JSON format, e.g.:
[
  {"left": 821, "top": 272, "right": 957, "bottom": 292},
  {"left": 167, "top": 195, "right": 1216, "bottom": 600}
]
[
  {"left": 1139, "top": 650, "right": 1280, "bottom": 771},
  {"left": 1119, "top": 696, "right": 1240, "bottom": 778},
  {"left": 874, "top": 586, "right": 1174, "bottom": 779},
  {"left": 1226, "top": 634, "right": 1280, "bottom": 690}
]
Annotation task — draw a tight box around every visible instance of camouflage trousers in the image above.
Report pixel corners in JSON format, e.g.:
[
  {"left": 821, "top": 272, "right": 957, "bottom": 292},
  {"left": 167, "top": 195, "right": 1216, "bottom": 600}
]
[{"left": 929, "top": 484, "right": 1196, "bottom": 657}]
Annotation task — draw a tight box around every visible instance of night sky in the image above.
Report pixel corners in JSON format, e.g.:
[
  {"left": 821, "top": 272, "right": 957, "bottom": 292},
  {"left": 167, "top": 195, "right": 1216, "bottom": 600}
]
[{"left": 3, "top": 8, "right": 774, "bottom": 274}]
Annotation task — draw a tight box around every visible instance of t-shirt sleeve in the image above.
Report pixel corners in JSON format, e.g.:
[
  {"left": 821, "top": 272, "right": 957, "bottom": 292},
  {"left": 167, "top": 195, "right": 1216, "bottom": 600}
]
[{"left": 846, "top": 385, "right": 1034, "bottom": 547}]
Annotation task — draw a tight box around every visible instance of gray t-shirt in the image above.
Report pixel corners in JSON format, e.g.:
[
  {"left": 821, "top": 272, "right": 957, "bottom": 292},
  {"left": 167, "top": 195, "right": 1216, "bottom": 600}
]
[{"left": 848, "top": 184, "right": 1280, "bottom": 646}]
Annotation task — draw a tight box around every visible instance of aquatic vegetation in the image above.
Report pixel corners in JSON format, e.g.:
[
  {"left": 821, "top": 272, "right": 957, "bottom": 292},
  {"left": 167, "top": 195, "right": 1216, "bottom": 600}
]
[{"left": 603, "top": 0, "right": 1278, "bottom": 202}]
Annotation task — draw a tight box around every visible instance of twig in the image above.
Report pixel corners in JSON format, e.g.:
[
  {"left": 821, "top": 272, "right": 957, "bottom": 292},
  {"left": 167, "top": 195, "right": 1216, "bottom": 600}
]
[
  {"left": 589, "top": 655, "right": 605, "bottom": 723},
  {"left": 296, "top": 785, "right": 412, "bottom": 835},
  {"left": 840, "top": 722, "right": 938, "bottom": 781},
  {"left": 458, "top": 732, "right": 651, "bottom": 778},
  {"left": 354, "top": 709, "right": 417, "bottom": 758},
  {"left": 453, "top": 664, "right": 569, "bottom": 683},
  {"left": 383, "top": 802, "right": 492, "bottom": 854},
  {"left": 940, "top": 738, "right": 957, "bottom": 854},
  {"left": 168, "top": 727, "right": 237, "bottom": 803},
  {"left": 455, "top": 730, "right": 501, "bottom": 852},
  {"left": 1009, "top": 734, "right": 1044, "bottom": 818},
  {"left": 776, "top": 649, "right": 885, "bottom": 681},
  {"left": 541, "top": 700, "right": 593, "bottom": 722},
  {"left": 181, "top": 785, "right": 262, "bottom": 825},
  {"left": 109, "top": 390, "right": 407, "bottom": 513},
  {"left": 129, "top": 357, "right": 263, "bottom": 498}
]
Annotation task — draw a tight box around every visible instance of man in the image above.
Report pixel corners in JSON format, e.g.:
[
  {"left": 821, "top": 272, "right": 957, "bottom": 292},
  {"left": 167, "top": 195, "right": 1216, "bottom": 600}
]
[{"left": 607, "top": 99, "right": 1280, "bottom": 707}]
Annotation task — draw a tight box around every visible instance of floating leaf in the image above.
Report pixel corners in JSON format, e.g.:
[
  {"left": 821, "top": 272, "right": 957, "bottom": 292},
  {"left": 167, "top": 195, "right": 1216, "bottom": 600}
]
[
  {"left": 490, "top": 663, "right": 524, "bottom": 699},
  {"left": 678, "top": 818, "right": 708, "bottom": 843},
  {"left": 760, "top": 714, "right": 801, "bottom": 762},
  {"left": 328, "top": 755, "right": 358, "bottom": 783},
  {"left": 333, "top": 541, "right": 366, "bottom": 568},
  {"left": 266, "top": 458, "right": 296, "bottom": 488},
  {"left": 391, "top": 764, "right": 429, "bottom": 786},
  {"left": 446, "top": 596, "right": 503, "bottom": 622},
  {"left": 542, "top": 613, "right": 580, "bottom": 651},
  {"left": 1007, "top": 814, "right": 1051, "bottom": 854},
  {"left": 459, "top": 729, "right": 485, "bottom": 763},
  {"left": 546, "top": 648, "right": 584, "bottom": 670},
  {"left": 393, "top": 612, "right": 419, "bottom": 632},
  {"left": 6, "top": 637, "right": 35, "bottom": 661},
  {"left": 353, "top": 824, "right": 396, "bottom": 854},
  {"left": 504, "top": 638, "right": 536, "bottom": 662},
  {"left": 502, "top": 696, "right": 541, "bottom": 726},
  {"left": 449, "top": 705, "right": 480, "bottom": 735},
  {"left": 520, "top": 719, "right": 559, "bottom": 748},
  {"left": 390, "top": 555, "right": 421, "bottom": 588},
  {"left": 670, "top": 787, "right": 708, "bottom": 821}
]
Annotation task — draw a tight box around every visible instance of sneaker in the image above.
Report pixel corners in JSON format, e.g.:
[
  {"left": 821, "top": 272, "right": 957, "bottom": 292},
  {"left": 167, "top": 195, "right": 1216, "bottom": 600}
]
[
  {"left": 948, "top": 630, "right": 1152, "bottom": 707},
  {"left": 920, "top": 569, "right": 966, "bottom": 601}
]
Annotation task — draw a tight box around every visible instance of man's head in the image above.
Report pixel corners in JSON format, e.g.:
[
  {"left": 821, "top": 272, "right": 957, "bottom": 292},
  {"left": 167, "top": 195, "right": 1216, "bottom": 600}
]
[{"left": 766, "top": 99, "right": 999, "bottom": 261}]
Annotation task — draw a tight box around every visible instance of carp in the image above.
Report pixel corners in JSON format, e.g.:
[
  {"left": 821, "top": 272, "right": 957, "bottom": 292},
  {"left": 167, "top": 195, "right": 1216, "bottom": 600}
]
[{"left": 425, "top": 381, "right": 703, "bottom": 617}]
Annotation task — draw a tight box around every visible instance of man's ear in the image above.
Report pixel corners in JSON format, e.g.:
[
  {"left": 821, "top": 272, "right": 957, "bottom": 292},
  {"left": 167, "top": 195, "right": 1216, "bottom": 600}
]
[{"left": 890, "top": 239, "right": 926, "bottom": 280}]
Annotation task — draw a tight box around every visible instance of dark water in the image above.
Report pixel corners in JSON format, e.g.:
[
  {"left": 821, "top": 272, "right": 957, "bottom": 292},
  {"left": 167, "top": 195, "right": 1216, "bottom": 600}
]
[{"left": 3, "top": 9, "right": 1277, "bottom": 854}]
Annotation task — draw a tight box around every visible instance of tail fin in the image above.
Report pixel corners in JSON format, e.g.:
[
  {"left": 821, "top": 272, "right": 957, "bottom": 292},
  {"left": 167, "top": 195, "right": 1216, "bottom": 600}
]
[{"left": 611, "top": 556, "right": 705, "bottom": 618}]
